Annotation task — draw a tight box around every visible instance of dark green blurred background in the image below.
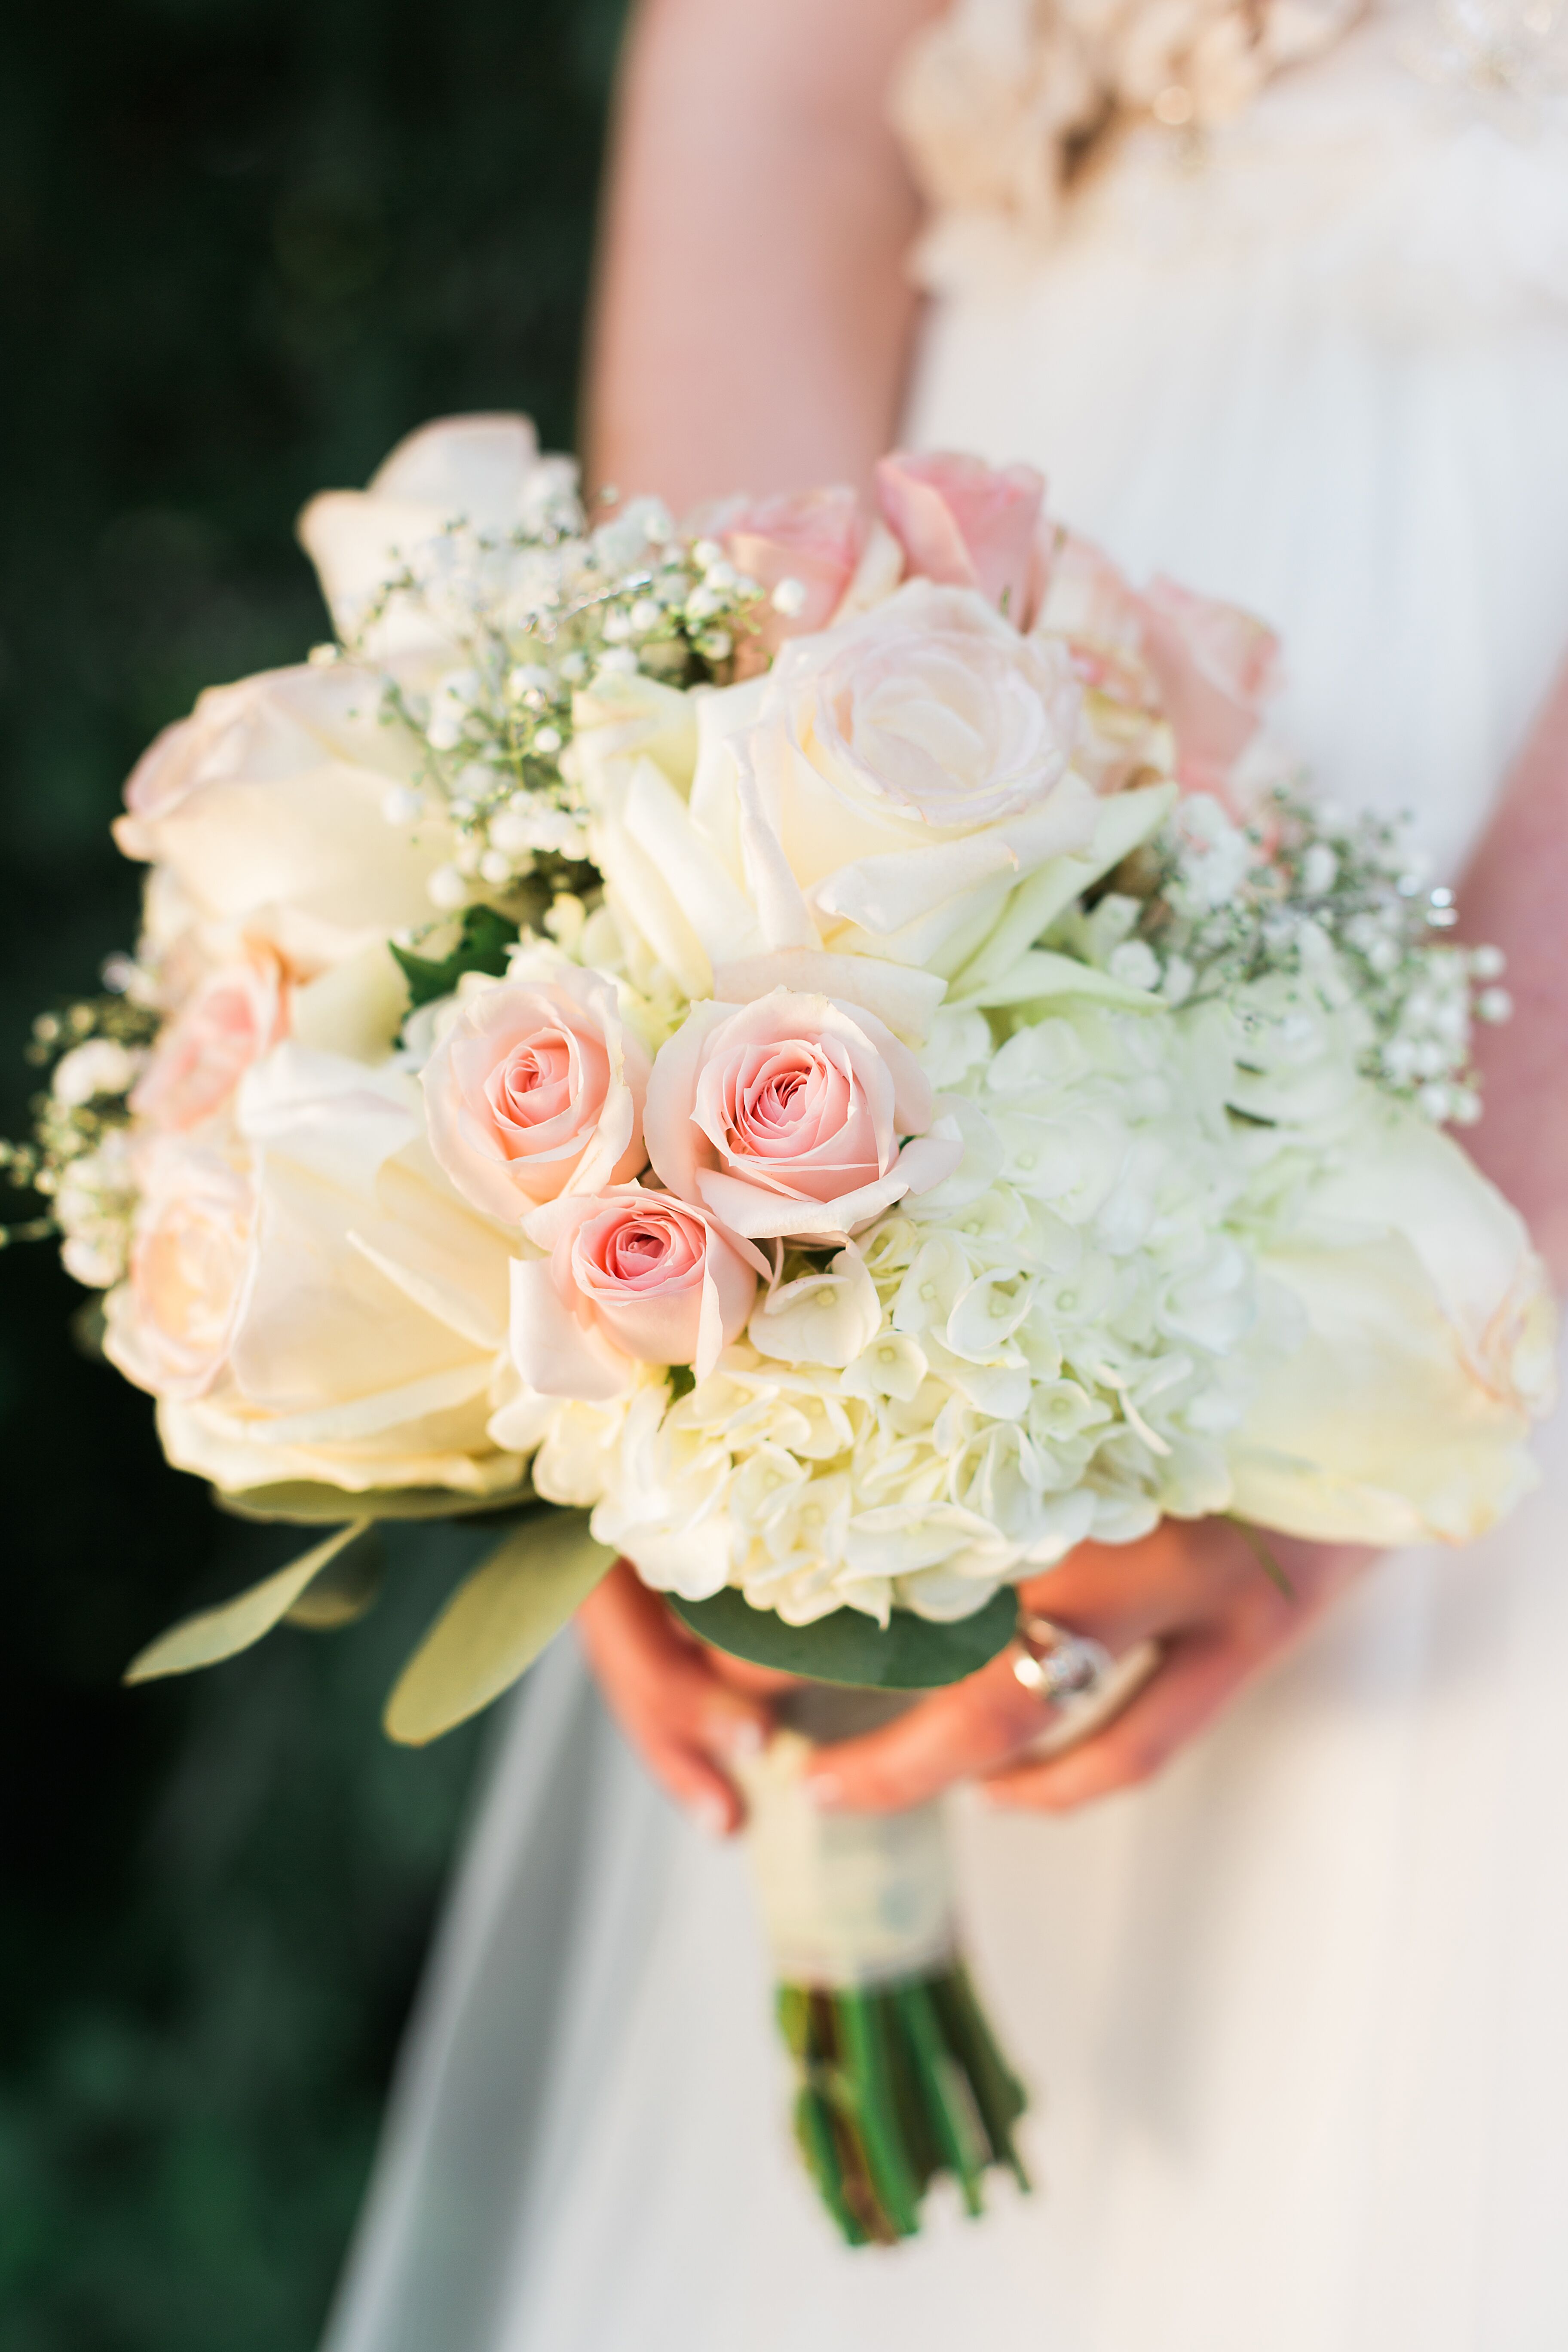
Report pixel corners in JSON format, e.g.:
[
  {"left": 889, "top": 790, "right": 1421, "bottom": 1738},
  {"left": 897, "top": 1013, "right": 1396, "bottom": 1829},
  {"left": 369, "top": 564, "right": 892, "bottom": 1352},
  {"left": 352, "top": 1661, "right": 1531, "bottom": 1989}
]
[{"left": 0, "top": 3, "right": 626, "bottom": 2342}]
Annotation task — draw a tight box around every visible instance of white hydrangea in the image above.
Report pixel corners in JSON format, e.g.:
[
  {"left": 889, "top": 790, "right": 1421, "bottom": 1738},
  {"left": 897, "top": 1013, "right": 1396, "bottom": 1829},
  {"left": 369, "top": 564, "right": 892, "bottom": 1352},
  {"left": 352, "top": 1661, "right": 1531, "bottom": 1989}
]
[{"left": 515, "top": 996, "right": 1277, "bottom": 1626}]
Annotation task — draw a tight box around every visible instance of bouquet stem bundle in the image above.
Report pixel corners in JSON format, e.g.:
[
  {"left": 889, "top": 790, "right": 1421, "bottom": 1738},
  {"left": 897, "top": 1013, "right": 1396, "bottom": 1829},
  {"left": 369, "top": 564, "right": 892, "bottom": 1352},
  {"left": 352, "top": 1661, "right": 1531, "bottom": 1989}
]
[
  {"left": 780, "top": 1963, "right": 1029, "bottom": 2245},
  {"left": 741, "top": 1685, "right": 1030, "bottom": 2244}
]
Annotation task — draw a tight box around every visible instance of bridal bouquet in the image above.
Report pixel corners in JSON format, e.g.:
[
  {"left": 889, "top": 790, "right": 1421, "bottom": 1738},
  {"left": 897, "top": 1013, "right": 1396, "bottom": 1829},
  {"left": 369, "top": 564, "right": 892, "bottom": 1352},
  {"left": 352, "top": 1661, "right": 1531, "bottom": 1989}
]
[{"left": 9, "top": 416, "right": 1552, "bottom": 2245}]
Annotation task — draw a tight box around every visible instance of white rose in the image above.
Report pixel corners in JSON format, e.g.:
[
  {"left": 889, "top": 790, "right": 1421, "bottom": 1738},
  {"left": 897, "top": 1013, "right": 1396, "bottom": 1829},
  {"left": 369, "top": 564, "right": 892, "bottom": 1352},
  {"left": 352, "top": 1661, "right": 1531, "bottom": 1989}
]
[
  {"left": 579, "top": 582, "right": 1099, "bottom": 1038},
  {"left": 1228, "top": 1093, "right": 1557, "bottom": 1544},
  {"left": 114, "top": 664, "right": 450, "bottom": 976},
  {"left": 153, "top": 1044, "right": 525, "bottom": 1497},
  {"left": 298, "top": 413, "right": 579, "bottom": 676}
]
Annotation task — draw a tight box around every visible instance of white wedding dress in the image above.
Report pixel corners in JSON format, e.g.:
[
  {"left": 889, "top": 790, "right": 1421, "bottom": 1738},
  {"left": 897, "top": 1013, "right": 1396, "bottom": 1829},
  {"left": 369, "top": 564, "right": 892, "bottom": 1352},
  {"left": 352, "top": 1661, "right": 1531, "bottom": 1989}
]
[{"left": 324, "top": 7, "right": 1568, "bottom": 2346}]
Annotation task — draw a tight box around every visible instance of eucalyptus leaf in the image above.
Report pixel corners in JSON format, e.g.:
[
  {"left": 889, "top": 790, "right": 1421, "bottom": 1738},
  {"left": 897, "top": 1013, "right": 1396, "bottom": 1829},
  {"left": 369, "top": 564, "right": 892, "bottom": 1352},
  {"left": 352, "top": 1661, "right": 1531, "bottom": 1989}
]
[
  {"left": 125, "top": 1521, "right": 373, "bottom": 1683},
  {"left": 669, "top": 1587, "right": 1018, "bottom": 1690},
  {"left": 391, "top": 904, "right": 519, "bottom": 1011},
  {"left": 284, "top": 1529, "right": 388, "bottom": 1629},
  {"left": 383, "top": 1510, "right": 616, "bottom": 1746},
  {"left": 215, "top": 1479, "right": 536, "bottom": 1525}
]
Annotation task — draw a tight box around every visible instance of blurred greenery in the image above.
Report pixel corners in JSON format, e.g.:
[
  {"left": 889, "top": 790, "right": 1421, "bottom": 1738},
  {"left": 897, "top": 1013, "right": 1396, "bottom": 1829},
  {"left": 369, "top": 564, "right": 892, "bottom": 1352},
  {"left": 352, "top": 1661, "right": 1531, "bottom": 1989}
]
[{"left": 0, "top": 1, "right": 627, "bottom": 2343}]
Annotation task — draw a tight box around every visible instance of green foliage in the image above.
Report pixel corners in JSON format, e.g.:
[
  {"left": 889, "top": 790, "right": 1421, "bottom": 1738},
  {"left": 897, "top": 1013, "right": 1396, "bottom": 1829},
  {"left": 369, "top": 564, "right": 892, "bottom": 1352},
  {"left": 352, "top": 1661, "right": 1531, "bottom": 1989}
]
[
  {"left": 776, "top": 1962, "right": 1030, "bottom": 2246},
  {"left": 0, "top": 0, "right": 627, "bottom": 2344},
  {"left": 124, "top": 1525, "right": 382, "bottom": 1682},
  {"left": 390, "top": 905, "right": 521, "bottom": 1012},
  {"left": 668, "top": 1587, "right": 1020, "bottom": 1690},
  {"left": 384, "top": 1512, "right": 614, "bottom": 1746}
]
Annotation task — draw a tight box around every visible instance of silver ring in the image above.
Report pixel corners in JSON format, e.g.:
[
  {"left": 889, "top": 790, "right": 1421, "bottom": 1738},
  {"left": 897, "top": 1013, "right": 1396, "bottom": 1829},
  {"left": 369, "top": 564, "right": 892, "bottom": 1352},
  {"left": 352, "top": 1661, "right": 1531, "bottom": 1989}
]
[{"left": 1011, "top": 1613, "right": 1116, "bottom": 1706}]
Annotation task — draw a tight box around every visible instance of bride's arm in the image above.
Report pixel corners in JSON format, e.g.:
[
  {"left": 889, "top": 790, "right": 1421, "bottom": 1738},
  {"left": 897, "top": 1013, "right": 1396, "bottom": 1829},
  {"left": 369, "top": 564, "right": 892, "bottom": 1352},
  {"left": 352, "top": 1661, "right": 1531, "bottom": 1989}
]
[{"left": 584, "top": 0, "right": 941, "bottom": 508}]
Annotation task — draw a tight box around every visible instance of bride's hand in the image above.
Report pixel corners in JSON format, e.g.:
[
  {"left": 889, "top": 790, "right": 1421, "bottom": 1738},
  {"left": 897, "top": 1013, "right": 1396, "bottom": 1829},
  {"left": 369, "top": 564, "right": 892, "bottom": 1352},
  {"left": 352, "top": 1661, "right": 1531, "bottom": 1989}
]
[
  {"left": 576, "top": 1559, "right": 793, "bottom": 1837},
  {"left": 803, "top": 1522, "right": 1373, "bottom": 1816}
]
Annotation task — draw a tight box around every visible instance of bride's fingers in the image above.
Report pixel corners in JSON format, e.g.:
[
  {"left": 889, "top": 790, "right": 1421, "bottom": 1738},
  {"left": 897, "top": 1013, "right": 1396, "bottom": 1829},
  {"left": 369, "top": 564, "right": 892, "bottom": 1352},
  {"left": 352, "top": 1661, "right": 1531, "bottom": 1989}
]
[
  {"left": 577, "top": 1562, "right": 774, "bottom": 1833},
  {"left": 981, "top": 1629, "right": 1249, "bottom": 1813},
  {"left": 635, "top": 1730, "right": 753, "bottom": 1838},
  {"left": 804, "top": 1650, "right": 1048, "bottom": 1815}
]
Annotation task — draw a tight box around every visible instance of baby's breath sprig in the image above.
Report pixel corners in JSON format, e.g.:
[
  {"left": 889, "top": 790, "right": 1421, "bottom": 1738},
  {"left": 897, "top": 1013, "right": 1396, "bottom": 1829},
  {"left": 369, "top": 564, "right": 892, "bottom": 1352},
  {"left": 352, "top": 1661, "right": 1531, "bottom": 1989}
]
[
  {"left": 2, "top": 980, "right": 158, "bottom": 1276},
  {"left": 1060, "top": 787, "right": 1507, "bottom": 1125},
  {"left": 325, "top": 484, "right": 767, "bottom": 926}
]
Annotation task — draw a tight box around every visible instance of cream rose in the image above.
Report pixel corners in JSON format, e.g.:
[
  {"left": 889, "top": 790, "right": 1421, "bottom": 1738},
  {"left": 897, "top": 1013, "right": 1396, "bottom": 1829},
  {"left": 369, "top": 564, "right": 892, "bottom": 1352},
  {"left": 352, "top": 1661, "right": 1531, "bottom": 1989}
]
[
  {"left": 154, "top": 1044, "right": 525, "bottom": 1497},
  {"left": 298, "top": 412, "right": 579, "bottom": 675},
  {"left": 644, "top": 989, "right": 962, "bottom": 1241},
  {"left": 579, "top": 581, "right": 1097, "bottom": 1037},
  {"left": 509, "top": 1186, "right": 763, "bottom": 1401},
  {"left": 114, "top": 663, "right": 449, "bottom": 975},
  {"left": 104, "top": 1139, "right": 255, "bottom": 1400},
  {"left": 1228, "top": 1095, "right": 1557, "bottom": 1545},
  {"left": 420, "top": 968, "right": 650, "bottom": 1220}
]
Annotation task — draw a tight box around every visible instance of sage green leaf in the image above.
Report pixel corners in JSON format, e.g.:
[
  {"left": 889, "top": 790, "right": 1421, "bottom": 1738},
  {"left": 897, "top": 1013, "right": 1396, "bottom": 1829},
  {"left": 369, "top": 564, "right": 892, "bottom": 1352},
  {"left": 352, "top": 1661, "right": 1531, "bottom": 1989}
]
[
  {"left": 215, "top": 1479, "right": 535, "bottom": 1525},
  {"left": 284, "top": 1529, "right": 387, "bottom": 1629},
  {"left": 668, "top": 1587, "right": 1017, "bottom": 1690},
  {"left": 125, "top": 1521, "right": 372, "bottom": 1683},
  {"left": 956, "top": 948, "right": 1162, "bottom": 1013},
  {"left": 390, "top": 904, "right": 519, "bottom": 1012},
  {"left": 383, "top": 1510, "right": 615, "bottom": 1746}
]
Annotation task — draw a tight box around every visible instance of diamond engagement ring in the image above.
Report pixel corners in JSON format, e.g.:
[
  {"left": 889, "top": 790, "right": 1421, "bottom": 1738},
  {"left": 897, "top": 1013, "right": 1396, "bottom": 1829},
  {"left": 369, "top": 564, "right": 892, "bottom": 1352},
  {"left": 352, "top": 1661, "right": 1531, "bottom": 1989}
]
[{"left": 1010, "top": 1612, "right": 1116, "bottom": 1706}]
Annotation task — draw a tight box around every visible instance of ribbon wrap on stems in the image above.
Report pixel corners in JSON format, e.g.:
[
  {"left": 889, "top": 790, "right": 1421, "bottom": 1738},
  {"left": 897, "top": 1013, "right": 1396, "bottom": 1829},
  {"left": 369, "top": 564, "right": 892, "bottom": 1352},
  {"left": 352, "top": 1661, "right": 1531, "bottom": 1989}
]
[{"left": 736, "top": 1687, "right": 1029, "bottom": 2245}]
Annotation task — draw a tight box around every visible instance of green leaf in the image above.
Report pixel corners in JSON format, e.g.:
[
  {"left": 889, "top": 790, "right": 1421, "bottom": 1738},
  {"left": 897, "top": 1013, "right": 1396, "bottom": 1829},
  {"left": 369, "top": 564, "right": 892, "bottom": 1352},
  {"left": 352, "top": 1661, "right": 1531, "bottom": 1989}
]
[
  {"left": 956, "top": 948, "right": 1163, "bottom": 1013},
  {"left": 390, "top": 904, "right": 520, "bottom": 1011},
  {"left": 214, "top": 1478, "right": 536, "bottom": 1525},
  {"left": 383, "top": 1510, "right": 616, "bottom": 1746},
  {"left": 284, "top": 1529, "right": 387, "bottom": 1628},
  {"left": 124, "top": 1521, "right": 374, "bottom": 1683},
  {"left": 668, "top": 1587, "right": 1018, "bottom": 1690}
]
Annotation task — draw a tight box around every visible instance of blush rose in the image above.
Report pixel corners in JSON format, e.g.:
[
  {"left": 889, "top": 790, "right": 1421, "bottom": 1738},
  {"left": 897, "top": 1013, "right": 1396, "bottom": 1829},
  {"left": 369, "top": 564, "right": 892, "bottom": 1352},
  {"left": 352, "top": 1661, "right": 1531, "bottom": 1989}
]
[
  {"left": 132, "top": 949, "right": 291, "bottom": 1133},
  {"left": 644, "top": 989, "right": 962, "bottom": 1241},
  {"left": 876, "top": 450, "right": 1047, "bottom": 625},
  {"left": 104, "top": 1139, "right": 256, "bottom": 1401},
  {"left": 422, "top": 968, "right": 650, "bottom": 1220},
  {"left": 509, "top": 1187, "right": 763, "bottom": 1401},
  {"left": 1140, "top": 574, "right": 1284, "bottom": 797}
]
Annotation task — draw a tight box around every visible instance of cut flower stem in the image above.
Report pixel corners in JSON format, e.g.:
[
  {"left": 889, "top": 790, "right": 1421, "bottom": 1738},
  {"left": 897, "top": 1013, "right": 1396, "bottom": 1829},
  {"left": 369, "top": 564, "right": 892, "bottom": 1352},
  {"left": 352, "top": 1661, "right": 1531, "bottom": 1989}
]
[{"left": 777, "top": 1962, "right": 1029, "bottom": 2246}]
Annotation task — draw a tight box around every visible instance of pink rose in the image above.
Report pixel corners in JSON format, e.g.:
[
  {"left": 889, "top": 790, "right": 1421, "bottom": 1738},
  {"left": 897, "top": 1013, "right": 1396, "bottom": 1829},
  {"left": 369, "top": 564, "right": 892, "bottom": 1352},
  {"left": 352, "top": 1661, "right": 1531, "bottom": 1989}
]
[
  {"left": 422, "top": 968, "right": 650, "bottom": 1220},
  {"left": 1140, "top": 576, "right": 1283, "bottom": 797},
  {"left": 509, "top": 1186, "right": 763, "bottom": 1401},
  {"left": 644, "top": 989, "right": 962, "bottom": 1242},
  {"left": 875, "top": 450, "right": 1047, "bottom": 626},
  {"left": 1030, "top": 531, "right": 1173, "bottom": 792},
  {"left": 104, "top": 1139, "right": 255, "bottom": 1401},
  {"left": 721, "top": 484, "right": 868, "bottom": 657},
  {"left": 132, "top": 951, "right": 291, "bottom": 1133},
  {"left": 1032, "top": 535, "right": 1283, "bottom": 798}
]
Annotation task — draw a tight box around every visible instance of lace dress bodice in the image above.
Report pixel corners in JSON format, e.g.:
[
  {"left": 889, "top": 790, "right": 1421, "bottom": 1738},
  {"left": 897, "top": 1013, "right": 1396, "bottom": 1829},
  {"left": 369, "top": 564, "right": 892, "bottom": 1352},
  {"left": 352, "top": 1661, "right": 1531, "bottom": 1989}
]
[{"left": 894, "top": 0, "right": 1568, "bottom": 328}]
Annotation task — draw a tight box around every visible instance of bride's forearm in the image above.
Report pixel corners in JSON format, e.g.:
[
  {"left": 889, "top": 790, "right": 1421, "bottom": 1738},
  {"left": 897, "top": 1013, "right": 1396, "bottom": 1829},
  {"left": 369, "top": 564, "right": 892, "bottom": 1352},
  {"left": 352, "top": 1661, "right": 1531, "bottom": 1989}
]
[
  {"left": 583, "top": 0, "right": 941, "bottom": 511},
  {"left": 1461, "top": 653, "right": 1568, "bottom": 1286}
]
